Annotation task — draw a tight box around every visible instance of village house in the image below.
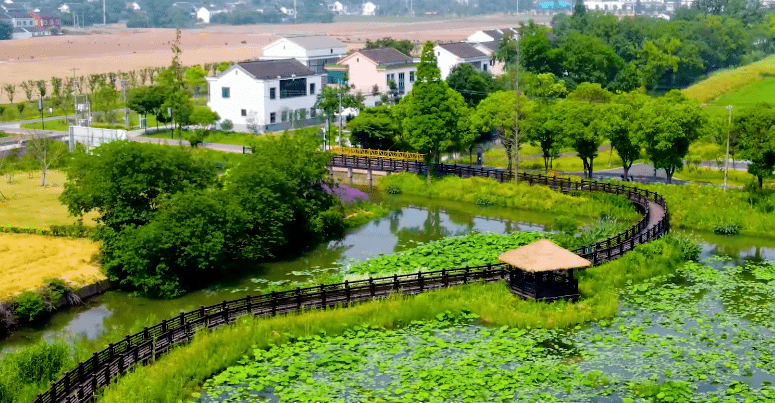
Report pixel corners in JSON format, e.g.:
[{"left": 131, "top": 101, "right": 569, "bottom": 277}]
[
  {"left": 434, "top": 42, "right": 491, "bottom": 80},
  {"left": 466, "top": 27, "right": 518, "bottom": 44},
  {"left": 1, "top": 9, "right": 55, "bottom": 38},
  {"left": 330, "top": 47, "right": 416, "bottom": 106},
  {"left": 362, "top": 1, "right": 376, "bottom": 15},
  {"left": 326, "top": 1, "right": 346, "bottom": 14},
  {"left": 262, "top": 35, "right": 347, "bottom": 82},
  {"left": 206, "top": 59, "right": 323, "bottom": 133},
  {"left": 196, "top": 4, "right": 227, "bottom": 23},
  {"left": 29, "top": 8, "right": 60, "bottom": 29}
]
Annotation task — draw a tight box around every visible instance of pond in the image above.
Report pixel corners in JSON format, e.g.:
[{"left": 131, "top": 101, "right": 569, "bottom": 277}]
[
  {"left": 199, "top": 230, "right": 775, "bottom": 402},
  {"left": 0, "top": 194, "right": 563, "bottom": 354}
]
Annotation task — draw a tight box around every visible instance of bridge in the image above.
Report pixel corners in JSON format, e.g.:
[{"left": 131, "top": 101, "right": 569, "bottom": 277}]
[{"left": 33, "top": 150, "right": 668, "bottom": 403}]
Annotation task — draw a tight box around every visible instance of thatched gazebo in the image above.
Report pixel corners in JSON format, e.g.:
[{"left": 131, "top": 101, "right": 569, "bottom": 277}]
[{"left": 498, "top": 239, "right": 591, "bottom": 302}]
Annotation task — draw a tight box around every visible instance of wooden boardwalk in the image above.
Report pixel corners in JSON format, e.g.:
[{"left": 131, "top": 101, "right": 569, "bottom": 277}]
[{"left": 33, "top": 154, "right": 670, "bottom": 403}]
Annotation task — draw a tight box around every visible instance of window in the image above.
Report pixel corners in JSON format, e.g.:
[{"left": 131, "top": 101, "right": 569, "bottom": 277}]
[
  {"left": 483, "top": 63, "right": 488, "bottom": 72},
  {"left": 280, "top": 78, "right": 307, "bottom": 98},
  {"left": 310, "top": 108, "right": 316, "bottom": 118},
  {"left": 222, "top": 87, "right": 230, "bottom": 98},
  {"left": 43, "top": 20, "right": 47, "bottom": 25},
  {"left": 281, "top": 111, "right": 287, "bottom": 122},
  {"left": 270, "top": 112, "right": 276, "bottom": 123},
  {"left": 330, "top": 49, "right": 333, "bottom": 53},
  {"left": 270, "top": 87, "right": 276, "bottom": 99},
  {"left": 309, "top": 83, "right": 315, "bottom": 95},
  {"left": 398, "top": 72, "right": 405, "bottom": 90},
  {"left": 409, "top": 71, "right": 415, "bottom": 82},
  {"left": 241, "top": 109, "right": 247, "bottom": 116}
]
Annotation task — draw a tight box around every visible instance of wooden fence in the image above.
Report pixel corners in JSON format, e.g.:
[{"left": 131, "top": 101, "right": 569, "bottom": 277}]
[{"left": 33, "top": 157, "right": 669, "bottom": 403}]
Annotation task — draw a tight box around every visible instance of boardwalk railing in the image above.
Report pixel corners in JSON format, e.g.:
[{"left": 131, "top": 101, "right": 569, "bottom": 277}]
[{"left": 34, "top": 156, "right": 669, "bottom": 403}]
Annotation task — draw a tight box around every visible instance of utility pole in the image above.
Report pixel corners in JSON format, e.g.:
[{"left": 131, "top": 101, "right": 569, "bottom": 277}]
[
  {"left": 120, "top": 78, "right": 129, "bottom": 129},
  {"left": 38, "top": 97, "right": 44, "bottom": 130},
  {"left": 103, "top": 0, "right": 106, "bottom": 25},
  {"left": 724, "top": 105, "right": 732, "bottom": 192},
  {"left": 70, "top": 67, "right": 79, "bottom": 125},
  {"left": 338, "top": 88, "right": 343, "bottom": 147}
]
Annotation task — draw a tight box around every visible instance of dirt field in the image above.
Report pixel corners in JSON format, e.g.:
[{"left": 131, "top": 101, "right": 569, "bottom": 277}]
[{"left": 0, "top": 14, "right": 552, "bottom": 102}]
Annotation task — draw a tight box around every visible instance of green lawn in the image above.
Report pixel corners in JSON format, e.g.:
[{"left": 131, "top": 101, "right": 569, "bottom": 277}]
[
  {"left": 20, "top": 112, "right": 160, "bottom": 131},
  {"left": 682, "top": 55, "right": 775, "bottom": 104},
  {"left": 709, "top": 76, "right": 775, "bottom": 107},
  {"left": 19, "top": 119, "right": 70, "bottom": 131},
  {"left": 142, "top": 130, "right": 261, "bottom": 146}
]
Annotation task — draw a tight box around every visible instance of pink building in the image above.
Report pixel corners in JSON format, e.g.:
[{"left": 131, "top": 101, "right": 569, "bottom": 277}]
[{"left": 331, "top": 47, "right": 416, "bottom": 106}]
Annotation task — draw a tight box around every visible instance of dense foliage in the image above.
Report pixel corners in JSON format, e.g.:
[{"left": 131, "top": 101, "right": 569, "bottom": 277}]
[
  {"left": 0, "top": 341, "right": 70, "bottom": 403},
  {"left": 60, "top": 133, "right": 345, "bottom": 298}
]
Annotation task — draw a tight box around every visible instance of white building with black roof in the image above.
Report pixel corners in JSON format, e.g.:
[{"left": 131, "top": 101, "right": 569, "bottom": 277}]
[
  {"left": 434, "top": 42, "right": 491, "bottom": 80},
  {"left": 206, "top": 59, "right": 324, "bottom": 133}
]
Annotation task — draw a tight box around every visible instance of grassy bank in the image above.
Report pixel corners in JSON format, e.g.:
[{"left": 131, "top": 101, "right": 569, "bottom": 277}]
[
  {"left": 95, "top": 236, "right": 690, "bottom": 403},
  {"left": 380, "top": 173, "right": 641, "bottom": 223},
  {"left": 682, "top": 55, "right": 775, "bottom": 104},
  {"left": 0, "top": 170, "right": 99, "bottom": 228}
]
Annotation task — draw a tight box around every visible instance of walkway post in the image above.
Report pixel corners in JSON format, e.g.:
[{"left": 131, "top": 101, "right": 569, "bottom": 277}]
[{"left": 724, "top": 105, "right": 732, "bottom": 192}]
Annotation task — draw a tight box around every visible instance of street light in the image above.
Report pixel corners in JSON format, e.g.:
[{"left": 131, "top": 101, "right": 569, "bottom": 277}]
[
  {"left": 167, "top": 106, "right": 173, "bottom": 139},
  {"left": 37, "top": 97, "right": 44, "bottom": 130},
  {"left": 724, "top": 105, "right": 732, "bottom": 192}
]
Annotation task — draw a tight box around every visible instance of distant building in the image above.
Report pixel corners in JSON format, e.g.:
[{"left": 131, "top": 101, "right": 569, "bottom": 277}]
[
  {"left": 467, "top": 28, "right": 518, "bottom": 44},
  {"left": 362, "top": 1, "right": 376, "bottom": 15},
  {"left": 196, "top": 5, "right": 226, "bottom": 23},
  {"left": 327, "top": 1, "right": 346, "bottom": 14},
  {"left": 29, "top": 9, "right": 61, "bottom": 29},
  {"left": 331, "top": 47, "right": 417, "bottom": 106},
  {"left": 434, "top": 42, "right": 491, "bottom": 79},
  {"left": 206, "top": 59, "right": 324, "bottom": 132},
  {"left": 262, "top": 35, "right": 348, "bottom": 82}
]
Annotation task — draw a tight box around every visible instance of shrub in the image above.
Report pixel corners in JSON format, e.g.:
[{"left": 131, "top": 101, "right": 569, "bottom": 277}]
[
  {"left": 16, "top": 103, "right": 24, "bottom": 114},
  {"left": 13, "top": 291, "right": 46, "bottom": 322},
  {"left": 713, "top": 221, "right": 741, "bottom": 236},
  {"left": 554, "top": 216, "right": 580, "bottom": 234},
  {"left": 220, "top": 119, "right": 233, "bottom": 131},
  {"left": 666, "top": 234, "right": 701, "bottom": 262},
  {"left": 475, "top": 195, "right": 496, "bottom": 206},
  {"left": 386, "top": 183, "right": 402, "bottom": 194},
  {"left": 0, "top": 340, "right": 71, "bottom": 403}
]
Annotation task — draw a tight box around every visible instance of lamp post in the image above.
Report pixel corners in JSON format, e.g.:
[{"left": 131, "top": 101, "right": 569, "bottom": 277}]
[
  {"left": 38, "top": 97, "right": 44, "bottom": 130},
  {"left": 167, "top": 106, "right": 173, "bottom": 139},
  {"left": 120, "top": 78, "right": 129, "bottom": 129},
  {"left": 724, "top": 105, "right": 732, "bottom": 192}
]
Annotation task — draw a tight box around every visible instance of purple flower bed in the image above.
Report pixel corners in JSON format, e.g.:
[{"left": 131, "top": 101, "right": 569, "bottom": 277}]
[{"left": 322, "top": 183, "right": 369, "bottom": 204}]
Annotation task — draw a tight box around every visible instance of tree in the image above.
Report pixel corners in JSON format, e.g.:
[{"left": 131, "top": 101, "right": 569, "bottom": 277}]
[
  {"left": 555, "top": 32, "right": 624, "bottom": 89},
  {"left": 364, "top": 38, "right": 414, "bottom": 56},
  {"left": 3, "top": 84, "right": 15, "bottom": 104},
  {"left": 602, "top": 103, "right": 640, "bottom": 180},
  {"left": 554, "top": 100, "right": 605, "bottom": 178},
  {"left": 469, "top": 91, "right": 532, "bottom": 173},
  {"left": 567, "top": 82, "right": 612, "bottom": 104},
  {"left": 0, "top": 21, "right": 11, "bottom": 40},
  {"left": 524, "top": 106, "right": 561, "bottom": 170},
  {"left": 60, "top": 141, "right": 218, "bottom": 232},
  {"left": 347, "top": 105, "right": 399, "bottom": 150},
  {"left": 157, "top": 30, "right": 194, "bottom": 137},
  {"left": 495, "top": 31, "right": 518, "bottom": 65},
  {"left": 446, "top": 63, "right": 493, "bottom": 107},
  {"left": 184, "top": 65, "right": 208, "bottom": 96},
  {"left": 315, "top": 86, "right": 365, "bottom": 145},
  {"left": 127, "top": 85, "right": 166, "bottom": 131},
  {"left": 393, "top": 42, "right": 470, "bottom": 183},
  {"left": 35, "top": 80, "right": 47, "bottom": 99},
  {"left": 25, "top": 132, "right": 68, "bottom": 187},
  {"left": 245, "top": 110, "right": 262, "bottom": 135},
  {"left": 91, "top": 83, "right": 120, "bottom": 125},
  {"left": 20, "top": 80, "right": 34, "bottom": 103},
  {"left": 633, "top": 91, "right": 707, "bottom": 184},
  {"left": 733, "top": 104, "right": 775, "bottom": 188},
  {"left": 50, "top": 77, "right": 63, "bottom": 100},
  {"left": 522, "top": 72, "right": 567, "bottom": 101},
  {"left": 187, "top": 106, "right": 220, "bottom": 147}
]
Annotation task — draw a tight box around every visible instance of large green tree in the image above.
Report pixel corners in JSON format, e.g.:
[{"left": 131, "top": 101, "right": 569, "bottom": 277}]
[
  {"left": 127, "top": 85, "right": 166, "bottom": 131},
  {"left": 446, "top": 63, "right": 493, "bottom": 107},
  {"left": 0, "top": 21, "right": 11, "bottom": 40},
  {"left": 733, "top": 104, "right": 775, "bottom": 188},
  {"left": 554, "top": 100, "right": 606, "bottom": 178},
  {"left": 469, "top": 90, "right": 532, "bottom": 173},
  {"left": 393, "top": 41, "right": 469, "bottom": 183},
  {"left": 633, "top": 91, "right": 707, "bottom": 184},
  {"left": 347, "top": 105, "right": 399, "bottom": 150}
]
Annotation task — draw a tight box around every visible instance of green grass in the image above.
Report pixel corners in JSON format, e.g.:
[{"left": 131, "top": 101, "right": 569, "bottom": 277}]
[
  {"left": 19, "top": 119, "right": 70, "bottom": 132},
  {"left": 709, "top": 75, "right": 775, "bottom": 107},
  {"left": 95, "top": 236, "right": 688, "bottom": 403},
  {"left": 682, "top": 55, "right": 775, "bottom": 104},
  {"left": 19, "top": 112, "right": 159, "bottom": 131},
  {"left": 673, "top": 165, "right": 757, "bottom": 187},
  {"left": 380, "top": 173, "right": 641, "bottom": 223},
  {"left": 141, "top": 130, "right": 261, "bottom": 146}
]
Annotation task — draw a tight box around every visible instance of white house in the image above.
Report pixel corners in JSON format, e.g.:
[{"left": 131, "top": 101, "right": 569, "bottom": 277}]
[
  {"left": 467, "top": 28, "right": 518, "bottom": 44},
  {"left": 434, "top": 42, "right": 491, "bottom": 80},
  {"left": 331, "top": 47, "right": 417, "bottom": 106},
  {"left": 362, "top": 1, "right": 376, "bottom": 15},
  {"left": 206, "top": 59, "right": 324, "bottom": 132},
  {"left": 195, "top": 5, "right": 225, "bottom": 23},
  {"left": 262, "top": 35, "right": 347, "bottom": 79},
  {"left": 327, "top": 1, "right": 346, "bottom": 14},
  {"left": 471, "top": 41, "right": 506, "bottom": 75}
]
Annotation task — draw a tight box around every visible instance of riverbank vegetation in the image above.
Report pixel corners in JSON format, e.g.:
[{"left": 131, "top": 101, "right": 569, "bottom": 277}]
[
  {"left": 379, "top": 173, "right": 640, "bottom": 223},
  {"left": 59, "top": 133, "right": 347, "bottom": 298},
  {"left": 94, "top": 236, "right": 693, "bottom": 403}
]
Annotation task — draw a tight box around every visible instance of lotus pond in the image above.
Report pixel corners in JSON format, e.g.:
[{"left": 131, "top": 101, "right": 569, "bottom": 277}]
[{"left": 198, "top": 254, "right": 775, "bottom": 403}]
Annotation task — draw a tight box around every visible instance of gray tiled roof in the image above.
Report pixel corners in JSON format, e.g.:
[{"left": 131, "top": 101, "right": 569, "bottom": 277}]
[
  {"left": 483, "top": 29, "right": 503, "bottom": 42},
  {"left": 236, "top": 59, "right": 316, "bottom": 80},
  {"left": 286, "top": 35, "right": 346, "bottom": 50},
  {"left": 438, "top": 42, "right": 488, "bottom": 59},
  {"left": 476, "top": 41, "right": 500, "bottom": 52},
  {"left": 358, "top": 47, "right": 412, "bottom": 66},
  {"left": 4, "top": 10, "right": 31, "bottom": 18}
]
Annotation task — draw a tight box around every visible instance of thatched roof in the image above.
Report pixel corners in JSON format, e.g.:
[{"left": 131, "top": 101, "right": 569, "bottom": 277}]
[{"left": 498, "top": 240, "right": 591, "bottom": 273}]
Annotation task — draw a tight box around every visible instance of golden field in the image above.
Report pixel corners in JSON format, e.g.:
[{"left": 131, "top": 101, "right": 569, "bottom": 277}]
[
  {"left": 682, "top": 55, "right": 775, "bottom": 104},
  {"left": 0, "top": 170, "right": 98, "bottom": 228},
  {"left": 0, "top": 233, "right": 104, "bottom": 299}
]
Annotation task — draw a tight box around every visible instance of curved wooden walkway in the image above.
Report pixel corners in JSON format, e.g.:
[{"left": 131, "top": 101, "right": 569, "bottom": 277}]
[{"left": 33, "top": 154, "right": 670, "bottom": 403}]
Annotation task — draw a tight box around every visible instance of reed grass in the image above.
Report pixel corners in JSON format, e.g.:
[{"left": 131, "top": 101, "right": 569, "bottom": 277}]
[{"left": 96, "top": 237, "right": 687, "bottom": 403}]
